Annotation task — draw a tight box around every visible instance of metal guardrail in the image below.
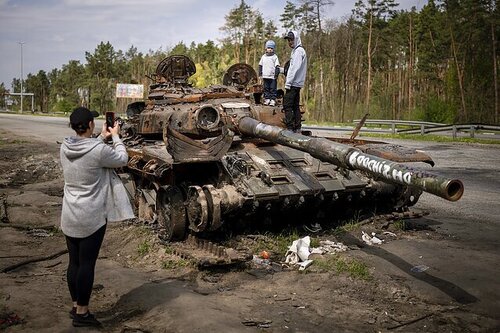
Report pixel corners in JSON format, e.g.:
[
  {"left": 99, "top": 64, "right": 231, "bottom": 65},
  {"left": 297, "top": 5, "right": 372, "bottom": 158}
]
[
  {"left": 2, "top": 109, "right": 499, "bottom": 140},
  {"left": 304, "top": 119, "right": 500, "bottom": 139}
]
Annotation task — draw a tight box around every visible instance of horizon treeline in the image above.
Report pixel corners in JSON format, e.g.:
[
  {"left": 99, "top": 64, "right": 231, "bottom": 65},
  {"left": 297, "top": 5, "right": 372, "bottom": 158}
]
[{"left": 0, "top": 0, "right": 498, "bottom": 124}]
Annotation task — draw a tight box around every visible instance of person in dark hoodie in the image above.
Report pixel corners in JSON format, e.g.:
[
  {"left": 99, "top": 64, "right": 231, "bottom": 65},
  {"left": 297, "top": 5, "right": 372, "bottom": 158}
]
[
  {"left": 60, "top": 107, "right": 134, "bottom": 327},
  {"left": 283, "top": 30, "right": 307, "bottom": 132}
]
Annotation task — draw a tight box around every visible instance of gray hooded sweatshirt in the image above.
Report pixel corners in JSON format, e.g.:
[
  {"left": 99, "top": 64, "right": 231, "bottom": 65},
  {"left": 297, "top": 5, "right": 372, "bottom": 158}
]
[
  {"left": 285, "top": 30, "right": 307, "bottom": 89},
  {"left": 60, "top": 134, "right": 134, "bottom": 238}
]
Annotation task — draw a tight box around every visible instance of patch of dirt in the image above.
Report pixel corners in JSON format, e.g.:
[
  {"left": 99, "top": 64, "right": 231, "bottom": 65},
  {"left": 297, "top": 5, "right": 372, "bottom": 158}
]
[
  {"left": 0, "top": 132, "right": 498, "bottom": 332},
  {"left": 0, "top": 136, "right": 61, "bottom": 188}
]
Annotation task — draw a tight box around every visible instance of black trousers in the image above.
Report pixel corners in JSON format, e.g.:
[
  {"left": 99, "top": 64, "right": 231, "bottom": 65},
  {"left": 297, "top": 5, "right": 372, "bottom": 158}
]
[
  {"left": 283, "top": 86, "right": 302, "bottom": 130},
  {"left": 65, "top": 224, "right": 106, "bottom": 306}
]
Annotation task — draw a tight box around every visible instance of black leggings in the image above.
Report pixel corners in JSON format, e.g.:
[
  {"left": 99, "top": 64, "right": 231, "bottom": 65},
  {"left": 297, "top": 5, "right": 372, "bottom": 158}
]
[{"left": 65, "top": 224, "right": 106, "bottom": 306}]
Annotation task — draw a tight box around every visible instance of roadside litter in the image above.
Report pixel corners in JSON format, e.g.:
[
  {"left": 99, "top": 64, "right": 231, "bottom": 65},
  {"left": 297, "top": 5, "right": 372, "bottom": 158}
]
[
  {"left": 242, "top": 319, "right": 272, "bottom": 328},
  {"left": 361, "top": 231, "right": 383, "bottom": 245},
  {"left": 284, "top": 236, "right": 348, "bottom": 271},
  {"left": 303, "top": 222, "right": 322, "bottom": 233},
  {"left": 410, "top": 264, "right": 429, "bottom": 273},
  {"left": 26, "top": 228, "right": 53, "bottom": 237},
  {"left": 252, "top": 255, "right": 271, "bottom": 267}
]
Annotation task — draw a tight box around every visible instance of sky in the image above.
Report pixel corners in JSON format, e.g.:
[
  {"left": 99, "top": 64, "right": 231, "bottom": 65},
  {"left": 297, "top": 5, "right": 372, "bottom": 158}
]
[{"left": 0, "top": 0, "right": 427, "bottom": 89}]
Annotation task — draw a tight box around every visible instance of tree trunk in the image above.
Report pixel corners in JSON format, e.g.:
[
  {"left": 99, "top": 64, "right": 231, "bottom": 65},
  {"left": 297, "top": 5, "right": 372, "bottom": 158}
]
[
  {"left": 492, "top": 21, "right": 498, "bottom": 124},
  {"left": 450, "top": 27, "right": 467, "bottom": 121},
  {"left": 408, "top": 12, "right": 413, "bottom": 116},
  {"left": 329, "top": 56, "right": 334, "bottom": 121},
  {"left": 366, "top": 12, "right": 373, "bottom": 112}
]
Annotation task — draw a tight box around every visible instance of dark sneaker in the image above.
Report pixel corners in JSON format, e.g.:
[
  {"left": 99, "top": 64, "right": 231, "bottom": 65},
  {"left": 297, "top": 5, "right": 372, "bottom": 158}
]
[
  {"left": 69, "top": 307, "right": 76, "bottom": 319},
  {"left": 72, "top": 312, "right": 102, "bottom": 328}
]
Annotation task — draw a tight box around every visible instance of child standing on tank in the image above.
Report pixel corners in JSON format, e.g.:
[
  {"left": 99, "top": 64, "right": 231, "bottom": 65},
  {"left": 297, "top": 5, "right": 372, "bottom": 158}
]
[{"left": 258, "top": 40, "right": 280, "bottom": 106}]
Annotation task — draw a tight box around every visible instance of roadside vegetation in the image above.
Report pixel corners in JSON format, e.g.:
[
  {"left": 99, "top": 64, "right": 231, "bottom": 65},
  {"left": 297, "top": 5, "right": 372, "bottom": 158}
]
[{"left": 313, "top": 255, "right": 372, "bottom": 280}]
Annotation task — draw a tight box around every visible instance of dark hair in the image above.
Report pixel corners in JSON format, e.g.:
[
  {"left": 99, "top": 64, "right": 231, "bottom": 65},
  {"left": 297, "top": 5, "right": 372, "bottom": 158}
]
[{"left": 71, "top": 121, "right": 90, "bottom": 134}]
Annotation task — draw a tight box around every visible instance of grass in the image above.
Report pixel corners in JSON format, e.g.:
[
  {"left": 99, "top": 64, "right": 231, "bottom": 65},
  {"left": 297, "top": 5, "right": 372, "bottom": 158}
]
[
  {"left": 137, "top": 240, "right": 151, "bottom": 256},
  {"left": 314, "top": 255, "right": 371, "bottom": 280},
  {"left": 161, "top": 258, "right": 192, "bottom": 270},
  {"left": 162, "top": 244, "right": 175, "bottom": 255},
  {"left": 392, "top": 219, "right": 408, "bottom": 231},
  {"left": 309, "top": 237, "right": 320, "bottom": 248},
  {"left": 0, "top": 138, "right": 28, "bottom": 145},
  {"left": 247, "top": 230, "right": 302, "bottom": 257},
  {"left": 11, "top": 139, "right": 29, "bottom": 144},
  {"left": 333, "top": 216, "right": 362, "bottom": 236}
]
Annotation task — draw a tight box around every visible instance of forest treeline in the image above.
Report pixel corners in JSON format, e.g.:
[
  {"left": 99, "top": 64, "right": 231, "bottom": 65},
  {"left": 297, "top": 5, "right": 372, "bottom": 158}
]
[{"left": 0, "top": 0, "right": 498, "bottom": 124}]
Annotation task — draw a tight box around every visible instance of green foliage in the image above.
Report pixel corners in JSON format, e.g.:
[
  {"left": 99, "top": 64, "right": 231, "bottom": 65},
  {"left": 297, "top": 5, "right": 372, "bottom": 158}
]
[
  {"left": 246, "top": 230, "right": 301, "bottom": 257},
  {"left": 314, "top": 255, "right": 371, "bottom": 280},
  {"left": 280, "top": 1, "right": 299, "bottom": 31},
  {"left": 416, "top": 96, "right": 457, "bottom": 124},
  {"left": 392, "top": 219, "right": 407, "bottom": 231},
  {"left": 161, "top": 258, "right": 191, "bottom": 270},
  {"left": 52, "top": 99, "right": 75, "bottom": 114},
  {"left": 333, "top": 216, "right": 362, "bottom": 236},
  {"left": 0, "top": 82, "right": 8, "bottom": 108},
  {"left": 85, "top": 41, "right": 119, "bottom": 113},
  {"left": 137, "top": 240, "right": 151, "bottom": 256}
]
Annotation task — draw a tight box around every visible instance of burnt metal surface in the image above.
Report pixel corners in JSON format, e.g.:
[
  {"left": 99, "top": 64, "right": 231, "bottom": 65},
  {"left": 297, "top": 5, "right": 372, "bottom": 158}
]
[
  {"left": 350, "top": 113, "right": 369, "bottom": 140},
  {"left": 222, "top": 63, "right": 258, "bottom": 89},
  {"left": 357, "top": 144, "right": 435, "bottom": 166},
  {"left": 155, "top": 55, "right": 196, "bottom": 86},
  {"left": 119, "top": 55, "right": 464, "bottom": 243}
]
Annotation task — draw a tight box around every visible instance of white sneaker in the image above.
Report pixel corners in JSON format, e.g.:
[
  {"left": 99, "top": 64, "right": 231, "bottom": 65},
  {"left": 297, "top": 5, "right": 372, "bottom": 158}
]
[
  {"left": 269, "top": 100, "right": 276, "bottom": 106},
  {"left": 264, "top": 99, "right": 270, "bottom": 105}
]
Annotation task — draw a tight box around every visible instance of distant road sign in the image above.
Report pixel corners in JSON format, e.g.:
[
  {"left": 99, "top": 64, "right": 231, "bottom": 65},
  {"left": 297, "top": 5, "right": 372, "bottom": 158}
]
[{"left": 116, "top": 83, "right": 144, "bottom": 99}]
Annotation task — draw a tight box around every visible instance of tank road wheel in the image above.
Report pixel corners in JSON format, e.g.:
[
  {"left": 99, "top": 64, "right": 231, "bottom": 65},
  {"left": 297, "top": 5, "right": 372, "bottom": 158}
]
[{"left": 157, "top": 186, "right": 187, "bottom": 242}]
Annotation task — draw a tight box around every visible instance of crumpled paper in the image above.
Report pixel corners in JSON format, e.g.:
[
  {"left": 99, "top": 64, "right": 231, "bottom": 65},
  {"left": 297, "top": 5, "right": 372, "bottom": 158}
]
[
  {"left": 361, "top": 231, "right": 383, "bottom": 245},
  {"left": 285, "top": 236, "right": 311, "bottom": 265},
  {"left": 285, "top": 236, "right": 348, "bottom": 270}
]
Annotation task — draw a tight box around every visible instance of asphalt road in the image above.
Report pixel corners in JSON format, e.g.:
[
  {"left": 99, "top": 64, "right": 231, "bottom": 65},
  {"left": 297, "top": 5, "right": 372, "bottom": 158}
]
[
  {"left": 0, "top": 112, "right": 105, "bottom": 143},
  {"left": 1, "top": 112, "right": 499, "bottom": 321}
]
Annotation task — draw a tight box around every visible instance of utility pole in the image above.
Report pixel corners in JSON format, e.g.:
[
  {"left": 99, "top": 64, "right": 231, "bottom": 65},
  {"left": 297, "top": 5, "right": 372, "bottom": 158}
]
[{"left": 19, "top": 42, "right": 25, "bottom": 113}]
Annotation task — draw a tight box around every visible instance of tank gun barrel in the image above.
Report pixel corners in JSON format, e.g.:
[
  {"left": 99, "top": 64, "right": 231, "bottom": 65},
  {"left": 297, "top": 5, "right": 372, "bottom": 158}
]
[{"left": 238, "top": 117, "right": 464, "bottom": 202}]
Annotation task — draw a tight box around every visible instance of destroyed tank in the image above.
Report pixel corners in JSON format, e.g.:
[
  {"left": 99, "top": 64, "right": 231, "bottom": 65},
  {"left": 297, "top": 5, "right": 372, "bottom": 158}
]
[{"left": 120, "top": 55, "right": 464, "bottom": 244}]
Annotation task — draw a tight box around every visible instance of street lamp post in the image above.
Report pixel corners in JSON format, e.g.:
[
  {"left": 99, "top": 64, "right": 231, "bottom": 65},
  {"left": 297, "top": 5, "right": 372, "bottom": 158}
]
[{"left": 19, "top": 42, "right": 25, "bottom": 113}]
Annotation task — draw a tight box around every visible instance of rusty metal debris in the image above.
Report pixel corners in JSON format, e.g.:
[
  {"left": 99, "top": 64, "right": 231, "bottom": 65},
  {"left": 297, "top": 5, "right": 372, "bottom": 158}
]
[
  {"left": 169, "top": 235, "right": 252, "bottom": 268},
  {"left": 241, "top": 319, "right": 272, "bottom": 328},
  {"left": 358, "top": 211, "right": 430, "bottom": 227}
]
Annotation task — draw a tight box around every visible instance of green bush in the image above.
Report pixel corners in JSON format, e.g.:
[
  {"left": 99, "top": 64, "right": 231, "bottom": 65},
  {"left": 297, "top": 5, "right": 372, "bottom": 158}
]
[
  {"left": 417, "top": 96, "right": 457, "bottom": 124},
  {"left": 51, "top": 99, "right": 75, "bottom": 114}
]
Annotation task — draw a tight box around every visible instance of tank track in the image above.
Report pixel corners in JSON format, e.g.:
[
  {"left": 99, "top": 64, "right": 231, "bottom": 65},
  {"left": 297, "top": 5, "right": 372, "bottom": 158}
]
[{"left": 168, "top": 234, "right": 253, "bottom": 268}]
